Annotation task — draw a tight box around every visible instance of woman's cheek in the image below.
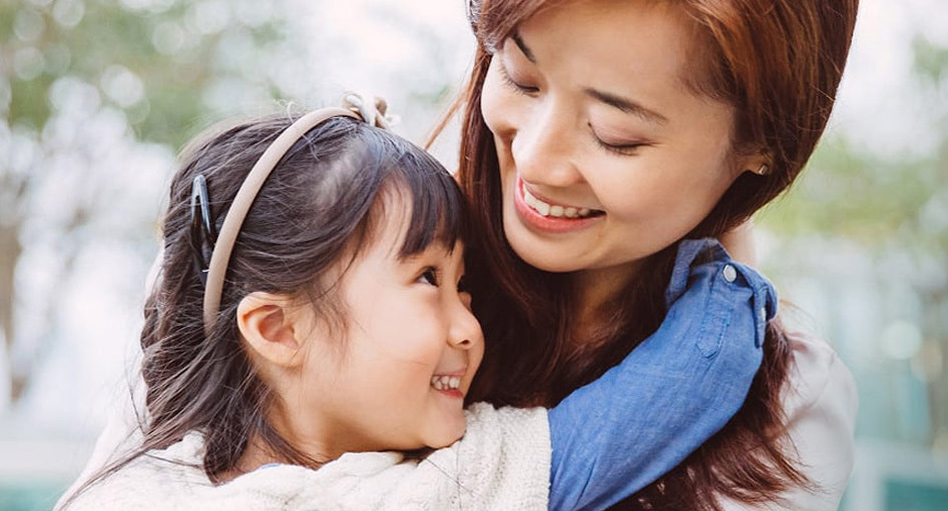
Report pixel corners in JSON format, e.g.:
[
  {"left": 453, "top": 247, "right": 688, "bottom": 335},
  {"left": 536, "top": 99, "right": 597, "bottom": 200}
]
[{"left": 480, "top": 62, "right": 513, "bottom": 138}]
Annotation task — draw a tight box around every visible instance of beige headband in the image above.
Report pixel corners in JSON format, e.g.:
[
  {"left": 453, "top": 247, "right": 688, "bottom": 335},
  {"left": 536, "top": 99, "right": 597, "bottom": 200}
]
[{"left": 202, "top": 95, "right": 391, "bottom": 336}]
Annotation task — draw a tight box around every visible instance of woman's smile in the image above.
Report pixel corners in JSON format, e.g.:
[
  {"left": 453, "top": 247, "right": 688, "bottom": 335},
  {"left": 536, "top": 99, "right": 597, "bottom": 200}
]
[{"left": 514, "top": 177, "right": 605, "bottom": 234}]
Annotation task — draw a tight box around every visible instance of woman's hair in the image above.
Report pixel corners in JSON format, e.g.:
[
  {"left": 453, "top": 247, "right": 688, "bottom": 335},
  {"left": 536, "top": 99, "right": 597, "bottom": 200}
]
[
  {"left": 454, "top": 0, "right": 857, "bottom": 510},
  {"left": 65, "top": 113, "right": 467, "bottom": 505}
]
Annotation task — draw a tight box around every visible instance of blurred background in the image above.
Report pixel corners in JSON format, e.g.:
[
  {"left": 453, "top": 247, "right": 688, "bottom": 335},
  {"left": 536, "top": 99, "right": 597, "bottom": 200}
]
[{"left": 1, "top": 0, "right": 946, "bottom": 509}]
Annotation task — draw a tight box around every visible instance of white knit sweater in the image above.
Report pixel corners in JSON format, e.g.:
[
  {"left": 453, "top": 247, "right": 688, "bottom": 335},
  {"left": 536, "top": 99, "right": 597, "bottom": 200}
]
[{"left": 63, "top": 403, "right": 551, "bottom": 511}]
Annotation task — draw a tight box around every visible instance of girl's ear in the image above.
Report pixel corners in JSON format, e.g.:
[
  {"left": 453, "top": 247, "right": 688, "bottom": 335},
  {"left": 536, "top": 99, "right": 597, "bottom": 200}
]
[{"left": 237, "top": 292, "right": 308, "bottom": 368}]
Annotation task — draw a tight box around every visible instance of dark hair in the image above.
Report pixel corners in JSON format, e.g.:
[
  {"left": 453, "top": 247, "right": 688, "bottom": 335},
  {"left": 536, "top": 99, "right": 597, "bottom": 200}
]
[
  {"left": 453, "top": 1, "right": 858, "bottom": 510},
  {"left": 62, "top": 112, "right": 467, "bottom": 506}
]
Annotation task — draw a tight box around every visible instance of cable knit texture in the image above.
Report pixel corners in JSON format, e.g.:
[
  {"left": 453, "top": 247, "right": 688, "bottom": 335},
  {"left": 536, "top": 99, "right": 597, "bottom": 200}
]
[{"left": 64, "top": 403, "right": 551, "bottom": 511}]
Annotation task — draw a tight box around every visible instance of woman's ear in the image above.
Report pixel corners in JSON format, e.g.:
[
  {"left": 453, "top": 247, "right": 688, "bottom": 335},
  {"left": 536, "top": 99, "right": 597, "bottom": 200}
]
[
  {"left": 237, "top": 292, "right": 308, "bottom": 368},
  {"left": 738, "top": 151, "right": 772, "bottom": 177}
]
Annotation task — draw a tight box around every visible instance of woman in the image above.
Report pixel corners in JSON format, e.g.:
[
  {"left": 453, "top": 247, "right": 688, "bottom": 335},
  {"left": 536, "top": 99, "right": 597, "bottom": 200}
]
[{"left": 451, "top": 0, "right": 859, "bottom": 510}]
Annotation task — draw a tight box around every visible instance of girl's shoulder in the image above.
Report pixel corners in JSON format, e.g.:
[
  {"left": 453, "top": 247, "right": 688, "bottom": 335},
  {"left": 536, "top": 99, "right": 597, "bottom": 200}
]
[{"left": 61, "top": 432, "right": 209, "bottom": 511}]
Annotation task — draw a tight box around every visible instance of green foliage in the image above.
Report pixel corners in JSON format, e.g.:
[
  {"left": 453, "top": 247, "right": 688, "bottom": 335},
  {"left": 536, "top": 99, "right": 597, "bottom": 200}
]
[
  {"left": 0, "top": 0, "right": 301, "bottom": 404},
  {"left": 759, "top": 136, "right": 943, "bottom": 248},
  {"left": 758, "top": 36, "right": 948, "bottom": 256},
  {"left": 3, "top": 0, "right": 297, "bottom": 149},
  {"left": 914, "top": 35, "right": 948, "bottom": 85}
]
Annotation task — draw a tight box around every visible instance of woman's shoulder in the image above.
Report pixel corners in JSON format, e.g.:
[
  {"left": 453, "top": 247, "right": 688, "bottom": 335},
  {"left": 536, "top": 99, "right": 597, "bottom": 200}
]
[
  {"left": 782, "top": 330, "right": 858, "bottom": 428},
  {"left": 775, "top": 331, "right": 858, "bottom": 510},
  {"left": 718, "top": 331, "right": 858, "bottom": 511}
]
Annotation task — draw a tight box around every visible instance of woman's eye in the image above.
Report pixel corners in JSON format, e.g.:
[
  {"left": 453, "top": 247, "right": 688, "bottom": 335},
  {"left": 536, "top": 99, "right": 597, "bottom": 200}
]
[
  {"left": 499, "top": 62, "right": 539, "bottom": 95},
  {"left": 590, "top": 125, "right": 647, "bottom": 156},
  {"left": 595, "top": 138, "right": 644, "bottom": 155},
  {"left": 418, "top": 267, "right": 439, "bottom": 287}
]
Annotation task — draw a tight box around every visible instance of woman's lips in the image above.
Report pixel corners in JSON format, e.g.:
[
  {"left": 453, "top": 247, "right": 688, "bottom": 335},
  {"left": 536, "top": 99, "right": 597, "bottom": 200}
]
[{"left": 513, "top": 178, "right": 604, "bottom": 233}]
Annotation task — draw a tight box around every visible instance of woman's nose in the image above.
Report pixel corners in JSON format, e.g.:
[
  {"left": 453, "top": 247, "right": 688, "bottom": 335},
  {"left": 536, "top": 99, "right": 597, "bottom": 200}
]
[{"left": 510, "top": 99, "right": 584, "bottom": 188}]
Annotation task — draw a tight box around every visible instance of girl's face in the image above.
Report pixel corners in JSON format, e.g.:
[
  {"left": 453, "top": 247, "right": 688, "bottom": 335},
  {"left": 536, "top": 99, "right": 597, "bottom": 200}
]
[
  {"left": 292, "top": 195, "right": 483, "bottom": 457},
  {"left": 480, "top": 0, "right": 762, "bottom": 295}
]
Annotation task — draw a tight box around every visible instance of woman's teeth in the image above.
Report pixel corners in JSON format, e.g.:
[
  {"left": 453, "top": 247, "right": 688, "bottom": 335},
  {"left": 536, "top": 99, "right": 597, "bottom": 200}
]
[
  {"left": 522, "top": 185, "right": 600, "bottom": 218},
  {"left": 431, "top": 375, "right": 461, "bottom": 391}
]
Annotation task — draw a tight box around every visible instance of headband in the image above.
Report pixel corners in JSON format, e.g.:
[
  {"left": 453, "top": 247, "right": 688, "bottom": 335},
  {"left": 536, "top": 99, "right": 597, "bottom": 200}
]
[{"left": 201, "top": 94, "right": 393, "bottom": 336}]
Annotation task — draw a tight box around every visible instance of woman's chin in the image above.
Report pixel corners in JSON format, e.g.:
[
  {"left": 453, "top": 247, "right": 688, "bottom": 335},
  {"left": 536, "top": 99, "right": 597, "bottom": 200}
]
[{"left": 505, "top": 231, "right": 585, "bottom": 273}]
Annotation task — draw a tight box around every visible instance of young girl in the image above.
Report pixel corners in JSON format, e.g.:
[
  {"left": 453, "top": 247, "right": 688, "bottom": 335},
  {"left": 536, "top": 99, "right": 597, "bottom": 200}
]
[{"left": 59, "top": 98, "right": 776, "bottom": 511}]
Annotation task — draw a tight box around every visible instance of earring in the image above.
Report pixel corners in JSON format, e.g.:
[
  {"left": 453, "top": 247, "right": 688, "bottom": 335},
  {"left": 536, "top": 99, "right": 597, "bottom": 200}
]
[{"left": 754, "top": 164, "right": 771, "bottom": 176}]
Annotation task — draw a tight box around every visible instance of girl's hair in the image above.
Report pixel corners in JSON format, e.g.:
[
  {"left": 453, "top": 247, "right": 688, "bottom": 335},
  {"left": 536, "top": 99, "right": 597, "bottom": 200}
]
[
  {"left": 65, "top": 112, "right": 467, "bottom": 505},
  {"left": 453, "top": 1, "right": 858, "bottom": 510}
]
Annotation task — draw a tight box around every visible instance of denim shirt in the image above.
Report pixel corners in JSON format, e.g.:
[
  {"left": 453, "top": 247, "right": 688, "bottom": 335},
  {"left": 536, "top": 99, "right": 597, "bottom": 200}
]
[{"left": 548, "top": 238, "right": 776, "bottom": 511}]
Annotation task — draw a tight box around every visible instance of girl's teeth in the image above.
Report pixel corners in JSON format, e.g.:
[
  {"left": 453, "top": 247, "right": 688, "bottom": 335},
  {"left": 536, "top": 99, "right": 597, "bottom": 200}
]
[
  {"left": 522, "top": 185, "right": 599, "bottom": 219},
  {"left": 431, "top": 375, "right": 461, "bottom": 390}
]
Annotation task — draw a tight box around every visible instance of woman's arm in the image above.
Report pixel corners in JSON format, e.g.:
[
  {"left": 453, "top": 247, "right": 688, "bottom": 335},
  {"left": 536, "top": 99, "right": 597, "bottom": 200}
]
[{"left": 548, "top": 238, "right": 775, "bottom": 511}]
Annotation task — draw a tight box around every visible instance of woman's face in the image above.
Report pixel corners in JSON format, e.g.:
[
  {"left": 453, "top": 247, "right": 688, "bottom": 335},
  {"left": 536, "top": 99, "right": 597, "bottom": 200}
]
[{"left": 480, "top": 0, "right": 762, "bottom": 291}]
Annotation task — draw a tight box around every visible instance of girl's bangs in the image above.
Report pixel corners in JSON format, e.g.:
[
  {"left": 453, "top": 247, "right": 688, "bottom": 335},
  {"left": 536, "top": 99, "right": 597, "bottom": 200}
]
[{"left": 391, "top": 153, "right": 468, "bottom": 258}]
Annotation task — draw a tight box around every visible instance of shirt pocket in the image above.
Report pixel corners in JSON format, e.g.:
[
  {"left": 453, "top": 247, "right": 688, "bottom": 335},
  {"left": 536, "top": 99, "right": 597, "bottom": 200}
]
[{"left": 695, "top": 263, "right": 741, "bottom": 358}]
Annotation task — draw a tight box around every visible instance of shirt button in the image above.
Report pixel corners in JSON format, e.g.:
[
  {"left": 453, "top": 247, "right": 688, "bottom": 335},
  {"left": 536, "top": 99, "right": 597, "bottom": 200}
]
[{"left": 722, "top": 264, "right": 737, "bottom": 283}]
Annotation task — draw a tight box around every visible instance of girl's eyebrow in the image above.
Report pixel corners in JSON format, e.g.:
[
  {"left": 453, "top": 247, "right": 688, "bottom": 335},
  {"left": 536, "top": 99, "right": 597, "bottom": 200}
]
[{"left": 509, "top": 31, "right": 668, "bottom": 126}]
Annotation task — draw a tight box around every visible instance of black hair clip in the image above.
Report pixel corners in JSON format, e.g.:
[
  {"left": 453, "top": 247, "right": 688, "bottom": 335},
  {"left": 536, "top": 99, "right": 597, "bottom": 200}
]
[{"left": 190, "top": 174, "right": 216, "bottom": 286}]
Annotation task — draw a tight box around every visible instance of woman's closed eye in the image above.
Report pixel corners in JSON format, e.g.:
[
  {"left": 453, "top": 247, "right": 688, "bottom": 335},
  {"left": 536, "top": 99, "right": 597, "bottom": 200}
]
[
  {"left": 589, "top": 124, "right": 649, "bottom": 156},
  {"left": 499, "top": 61, "right": 539, "bottom": 95}
]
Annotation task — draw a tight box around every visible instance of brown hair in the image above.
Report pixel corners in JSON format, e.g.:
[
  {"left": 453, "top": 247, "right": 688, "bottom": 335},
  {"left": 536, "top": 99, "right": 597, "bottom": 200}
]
[
  {"left": 455, "top": 0, "right": 857, "bottom": 509},
  {"left": 61, "top": 113, "right": 467, "bottom": 507}
]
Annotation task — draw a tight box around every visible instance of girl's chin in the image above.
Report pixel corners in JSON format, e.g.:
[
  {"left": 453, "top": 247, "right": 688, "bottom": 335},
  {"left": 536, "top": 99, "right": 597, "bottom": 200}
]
[{"left": 424, "top": 430, "right": 465, "bottom": 450}]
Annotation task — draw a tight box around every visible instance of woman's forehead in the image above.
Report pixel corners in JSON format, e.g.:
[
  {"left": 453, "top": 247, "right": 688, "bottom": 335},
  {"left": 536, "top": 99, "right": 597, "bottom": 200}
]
[{"left": 516, "top": 1, "right": 695, "bottom": 89}]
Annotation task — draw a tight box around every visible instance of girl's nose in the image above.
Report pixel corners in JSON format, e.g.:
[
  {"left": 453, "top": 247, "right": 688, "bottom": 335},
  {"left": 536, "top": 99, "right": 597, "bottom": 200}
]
[{"left": 448, "top": 299, "right": 483, "bottom": 351}]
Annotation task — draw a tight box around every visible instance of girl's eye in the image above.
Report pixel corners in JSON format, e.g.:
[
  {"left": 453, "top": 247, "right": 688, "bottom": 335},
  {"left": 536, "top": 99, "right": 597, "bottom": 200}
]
[
  {"left": 418, "top": 267, "right": 439, "bottom": 287},
  {"left": 499, "top": 61, "right": 539, "bottom": 95}
]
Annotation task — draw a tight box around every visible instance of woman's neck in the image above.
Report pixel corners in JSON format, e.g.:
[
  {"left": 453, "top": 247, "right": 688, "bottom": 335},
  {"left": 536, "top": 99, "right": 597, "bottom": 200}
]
[{"left": 571, "top": 263, "right": 639, "bottom": 341}]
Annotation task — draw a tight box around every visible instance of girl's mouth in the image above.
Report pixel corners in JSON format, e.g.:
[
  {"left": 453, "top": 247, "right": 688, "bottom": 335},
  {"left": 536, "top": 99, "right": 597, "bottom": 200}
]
[
  {"left": 430, "top": 374, "right": 461, "bottom": 391},
  {"left": 430, "top": 374, "right": 464, "bottom": 399}
]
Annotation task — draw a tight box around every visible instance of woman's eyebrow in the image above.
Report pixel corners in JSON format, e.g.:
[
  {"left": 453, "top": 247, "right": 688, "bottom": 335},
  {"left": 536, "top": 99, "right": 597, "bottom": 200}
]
[
  {"left": 509, "top": 31, "right": 666, "bottom": 126},
  {"left": 583, "top": 88, "right": 669, "bottom": 125},
  {"left": 511, "top": 31, "right": 536, "bottom": 63}
]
